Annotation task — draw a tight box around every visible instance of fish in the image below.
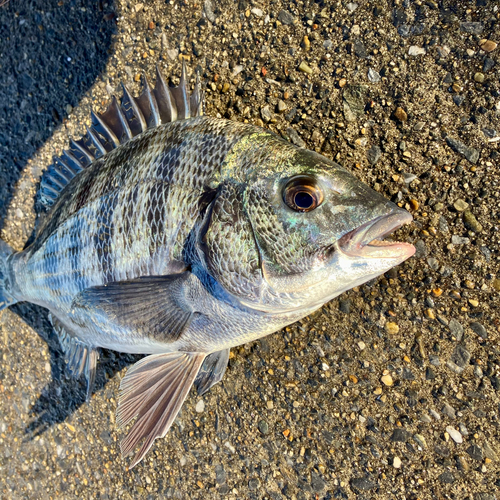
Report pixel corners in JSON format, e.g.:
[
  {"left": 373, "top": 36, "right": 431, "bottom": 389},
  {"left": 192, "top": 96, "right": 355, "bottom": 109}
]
[{"left": 0, "top": 64, "right": 415, "bottom": 468}]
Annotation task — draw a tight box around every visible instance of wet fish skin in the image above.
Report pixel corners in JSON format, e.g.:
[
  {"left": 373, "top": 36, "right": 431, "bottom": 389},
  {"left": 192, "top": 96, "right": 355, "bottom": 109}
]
[{"left": 0, "top": 68, "right": 415, "bottom": 467}]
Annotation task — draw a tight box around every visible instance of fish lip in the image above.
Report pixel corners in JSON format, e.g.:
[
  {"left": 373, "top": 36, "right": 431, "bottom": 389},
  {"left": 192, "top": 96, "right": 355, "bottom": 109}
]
[{"left": 338, "top": 211, "right": 415, "bottom": 259}]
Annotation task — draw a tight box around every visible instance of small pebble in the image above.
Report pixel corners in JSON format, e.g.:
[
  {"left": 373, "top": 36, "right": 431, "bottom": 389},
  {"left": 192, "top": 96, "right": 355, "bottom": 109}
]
[
  {"left": 394, "top": 107, "right": 408, "bottom": 122},
  {"left": 445, "top": 136, "right": 479, "bottom": 164},
  {"left": 408, "top": 46, "right": 426, "bottom": 56},
  {"left": 393, "top": 456, "right": 402, "bottom": 468},
  {"left": 298, "top": 61, "right": 313, "bottom": 74},
  {"left": 277, "top": 10, "right": 295, "bottom": 25},
  {"left": 446, "top": 426, "right": 463, "bottom": 444},
  {"left": 451, "top": 235, "right": 470, "bottom": 245},
  {"left": 351, "top": 477, "right": 375, "bottom": 491},
  {"left": 483, "top": 441, "right": 499, "bottom": 461},
  {"left": 463, "top": 210, "right": 483, "bottom": 232},
  {"left": 424, "top": 309, "right": 435, "bottom": 319},
  {"left": 195, "top": 400, "right": 205, "bottom": 413},
  {"left": 414, "top": 434, "right": 427, "bottom": 448},
  {"left": 367, "top": 68, "right": 381, "bottom": 83},
  {"left": 258, "top": 420, "right": 269, "bottom": 435},
  {"left": 442, "top": 403, "right": 456, "bottom": 419},
  {"left": 474, "top": 72, "right": 485, "bottom": 83},
  {"left": 385, "top": 322, "right": 399, "bottom": 334},
  {"left": 367, "top": 145, "right": 382, "bottom": 166},
  {"left": 409, "top": 199, "right": 419, "bottom": 210},
  {"left": 286, "top": 127, "right": 306, "bottom": 148},
  {"left": 381, "top": 374, "right": 394, "bottom": 386},
  {"left": 261, "top": 105, "right": 272, "bottom": 123},
  {"left": 470, "top": 322, "right": 488, "bottom": 339},
  {"left": 460, "top": 21, "right": 484, "bottom": 35},
  {"left": 483, "top": 57, "right": 495, "bottom": 72},
  {"left": 449, "top": 319, "right": 464, "bottom": 341},
  {"left": 480, "top": 39, "right": 497, "bottom": 53},
  {"left": 453, "top": 199, "right": 469, "bottom": 212},
  {"left": 466, "top": 444, "right": 483, "bottom": 461},
  {"left": 430, "top": 409, "right": 441, "bottom": 420}
]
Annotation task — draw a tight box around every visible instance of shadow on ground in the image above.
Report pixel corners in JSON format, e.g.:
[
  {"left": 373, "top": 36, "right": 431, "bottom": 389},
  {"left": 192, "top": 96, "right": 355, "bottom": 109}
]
[
  {"left": 0, "top": 0, "right": 132, "bottom": 437},
  {"left": 11, "top": 302, "right": 140, "bottom": 439},
  {"left": 0, "top": 0, "right": 116, "bottom": 230}
]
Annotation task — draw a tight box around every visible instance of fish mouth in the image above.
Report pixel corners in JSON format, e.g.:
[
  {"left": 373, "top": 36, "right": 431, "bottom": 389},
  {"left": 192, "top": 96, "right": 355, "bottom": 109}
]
[{"left": 338, "top": 211, "right": 415, "bottom": 260}]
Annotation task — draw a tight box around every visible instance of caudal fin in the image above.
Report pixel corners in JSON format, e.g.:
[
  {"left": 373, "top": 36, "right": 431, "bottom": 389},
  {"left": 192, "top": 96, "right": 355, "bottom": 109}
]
[{"left": 0, "top": 239, "right": 18, "bottom": 310}]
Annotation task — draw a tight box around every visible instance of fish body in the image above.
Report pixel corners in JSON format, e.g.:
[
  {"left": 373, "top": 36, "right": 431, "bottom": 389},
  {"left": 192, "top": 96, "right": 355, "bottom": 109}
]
[{"left": 0, "top": 66, "right": 415, "bottom": 466}]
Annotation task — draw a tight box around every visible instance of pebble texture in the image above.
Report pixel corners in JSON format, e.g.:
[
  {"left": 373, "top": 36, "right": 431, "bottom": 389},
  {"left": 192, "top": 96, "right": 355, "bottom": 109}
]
[{"left": 0, "top": 0, "right": 499, "bottom": 499}]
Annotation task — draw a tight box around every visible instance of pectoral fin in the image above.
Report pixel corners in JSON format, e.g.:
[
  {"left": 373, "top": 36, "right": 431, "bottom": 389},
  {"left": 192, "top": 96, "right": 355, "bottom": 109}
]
[
  {"left": 117, "top": 351, "right": 205, "bottom": 468},
  {"left": 71, "top": 273, "right": 199, "bottom": 342},
  {"left": 194, "top": 349, "right": 230, "bottom": 396}
]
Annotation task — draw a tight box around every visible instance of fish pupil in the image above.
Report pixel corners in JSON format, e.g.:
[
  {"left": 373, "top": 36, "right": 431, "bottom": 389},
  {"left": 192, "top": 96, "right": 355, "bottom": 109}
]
[{"left": 294, "top": 191, "right": 314, "bottom": 210}]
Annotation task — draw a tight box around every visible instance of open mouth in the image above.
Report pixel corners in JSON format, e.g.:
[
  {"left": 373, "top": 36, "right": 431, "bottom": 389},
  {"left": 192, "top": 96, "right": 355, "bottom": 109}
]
[{"left": 338, "top": 211, "right": 415, "bottom": 260}]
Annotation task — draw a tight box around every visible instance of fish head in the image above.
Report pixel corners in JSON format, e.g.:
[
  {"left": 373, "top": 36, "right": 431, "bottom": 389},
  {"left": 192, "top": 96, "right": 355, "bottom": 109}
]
[{"left": 241, "top": 147, "right": 415, "bottom": 312}]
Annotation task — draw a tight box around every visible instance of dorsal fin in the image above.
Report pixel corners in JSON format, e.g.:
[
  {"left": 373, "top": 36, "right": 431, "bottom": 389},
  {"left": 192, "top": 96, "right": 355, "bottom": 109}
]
[{"left": 39, "top": 63, "right": 205, "bottom": 208}]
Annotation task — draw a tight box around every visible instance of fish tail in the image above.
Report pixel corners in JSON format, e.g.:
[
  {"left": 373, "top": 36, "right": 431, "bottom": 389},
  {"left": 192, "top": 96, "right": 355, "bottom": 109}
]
[{"left": 0, "top": 239, "right": 18, "bottom": 310}]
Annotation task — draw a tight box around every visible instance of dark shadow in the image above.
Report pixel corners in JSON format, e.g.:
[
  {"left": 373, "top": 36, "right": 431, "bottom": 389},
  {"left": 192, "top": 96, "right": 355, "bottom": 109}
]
[
  {"left": 0, "top": 0, "right": 125, "bottom": 436},
  {"left": 12, "top": 302, "right": 140, "bottom": 438},
  {"left": 0, "top": 0, "right": 116, "bottom": 230}
]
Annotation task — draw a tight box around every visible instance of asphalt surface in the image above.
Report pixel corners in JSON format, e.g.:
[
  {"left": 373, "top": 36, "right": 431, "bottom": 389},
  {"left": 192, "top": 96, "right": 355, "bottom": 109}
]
[{"left": 1, "top": 0, "right": 499, "bottom": 499}]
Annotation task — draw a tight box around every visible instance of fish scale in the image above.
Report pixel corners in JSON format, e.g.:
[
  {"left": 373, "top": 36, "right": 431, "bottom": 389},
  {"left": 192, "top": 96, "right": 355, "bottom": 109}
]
[{"left": 0, "top": 65, "right": 415, "bottom": 468}]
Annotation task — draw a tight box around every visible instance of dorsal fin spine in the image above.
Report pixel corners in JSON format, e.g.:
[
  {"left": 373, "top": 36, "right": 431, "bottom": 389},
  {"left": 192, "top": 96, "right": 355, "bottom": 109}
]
[
  {"left": 91, "top": 110, "right": 120, "bottom": 148},
  {"left": 46, "top": 168, "right": 66, "bottom": 190},
  {"left": 58, "top": 155, "right": 77, "bottom": 176},
  {"left": 61, "top": 150, "right": 84, "bottom": 173},
  {"left": 85, "top": 127, "right": 107, "bottom": 157},
  {"left": 169, "top": 61, "right": 190, "bottom": 120},
  {"left": 70, "top": 139, "right": 94, "bottom": 165},
  {"left": 43, "top": 184, "right": 60, "bottom": 196},
  {"left": 179, "top": 61, "right": 190, "bottom": 119},
  {"left": 121, "top": 83, "right": 147, "bottom": 134},
  {"left": 52, "top": 158, "right": 72, "bottom": 182},
  {"left": 142, "top": 73, "right": 161, "bottom": 127},
  {"left": 154, "top": 65, "right": 177, "bottom": 123}
]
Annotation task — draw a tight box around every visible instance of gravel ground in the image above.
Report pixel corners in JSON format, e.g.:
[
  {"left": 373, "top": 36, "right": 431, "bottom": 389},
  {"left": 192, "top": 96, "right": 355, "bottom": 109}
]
[{"left": 1, "top": 0, "right": 500, "bottom": 499}]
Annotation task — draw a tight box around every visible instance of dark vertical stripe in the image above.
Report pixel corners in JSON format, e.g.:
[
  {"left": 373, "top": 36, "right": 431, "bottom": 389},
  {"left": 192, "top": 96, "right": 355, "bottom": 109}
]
[
  {"left": 147, "top": 182, "right": 168, "bottom": 257},
  {"left": 94, "top": 192, "right": 118, "bottom": 283},
  {"left": 155, "top": 145, "right": 182, "bottom": 182},
  {"left": 122, "top": 185, "right": 139, "bottom": 239}
]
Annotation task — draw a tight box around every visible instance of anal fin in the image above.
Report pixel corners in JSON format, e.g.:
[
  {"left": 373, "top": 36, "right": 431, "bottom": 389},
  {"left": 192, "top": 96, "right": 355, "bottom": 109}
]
[
  {"left": 194, "top": 349, "right": 229, "bottom": 396},
  {"left": 117, "top": 351, "right": 205, "bottom": 468},
  {"left": 49, "top": 314, "right": 99, "bottom": 401}
]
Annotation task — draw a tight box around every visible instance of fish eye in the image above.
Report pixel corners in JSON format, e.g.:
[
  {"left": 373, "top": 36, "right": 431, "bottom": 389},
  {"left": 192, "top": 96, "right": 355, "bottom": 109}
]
[{"left": 283, "top": 175, "right": 324, "bottom": 213}]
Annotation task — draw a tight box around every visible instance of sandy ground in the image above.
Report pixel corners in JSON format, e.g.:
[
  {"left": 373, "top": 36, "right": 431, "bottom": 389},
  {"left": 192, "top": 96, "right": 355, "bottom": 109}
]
[{"left": 1, "top": 0, "right": 499, "bottom": 499}]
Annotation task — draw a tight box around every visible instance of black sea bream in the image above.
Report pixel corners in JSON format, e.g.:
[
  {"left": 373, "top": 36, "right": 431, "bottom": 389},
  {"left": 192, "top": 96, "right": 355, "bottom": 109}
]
[{"left": 0, "top": 65, "right": 415, "bottom": 467}]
